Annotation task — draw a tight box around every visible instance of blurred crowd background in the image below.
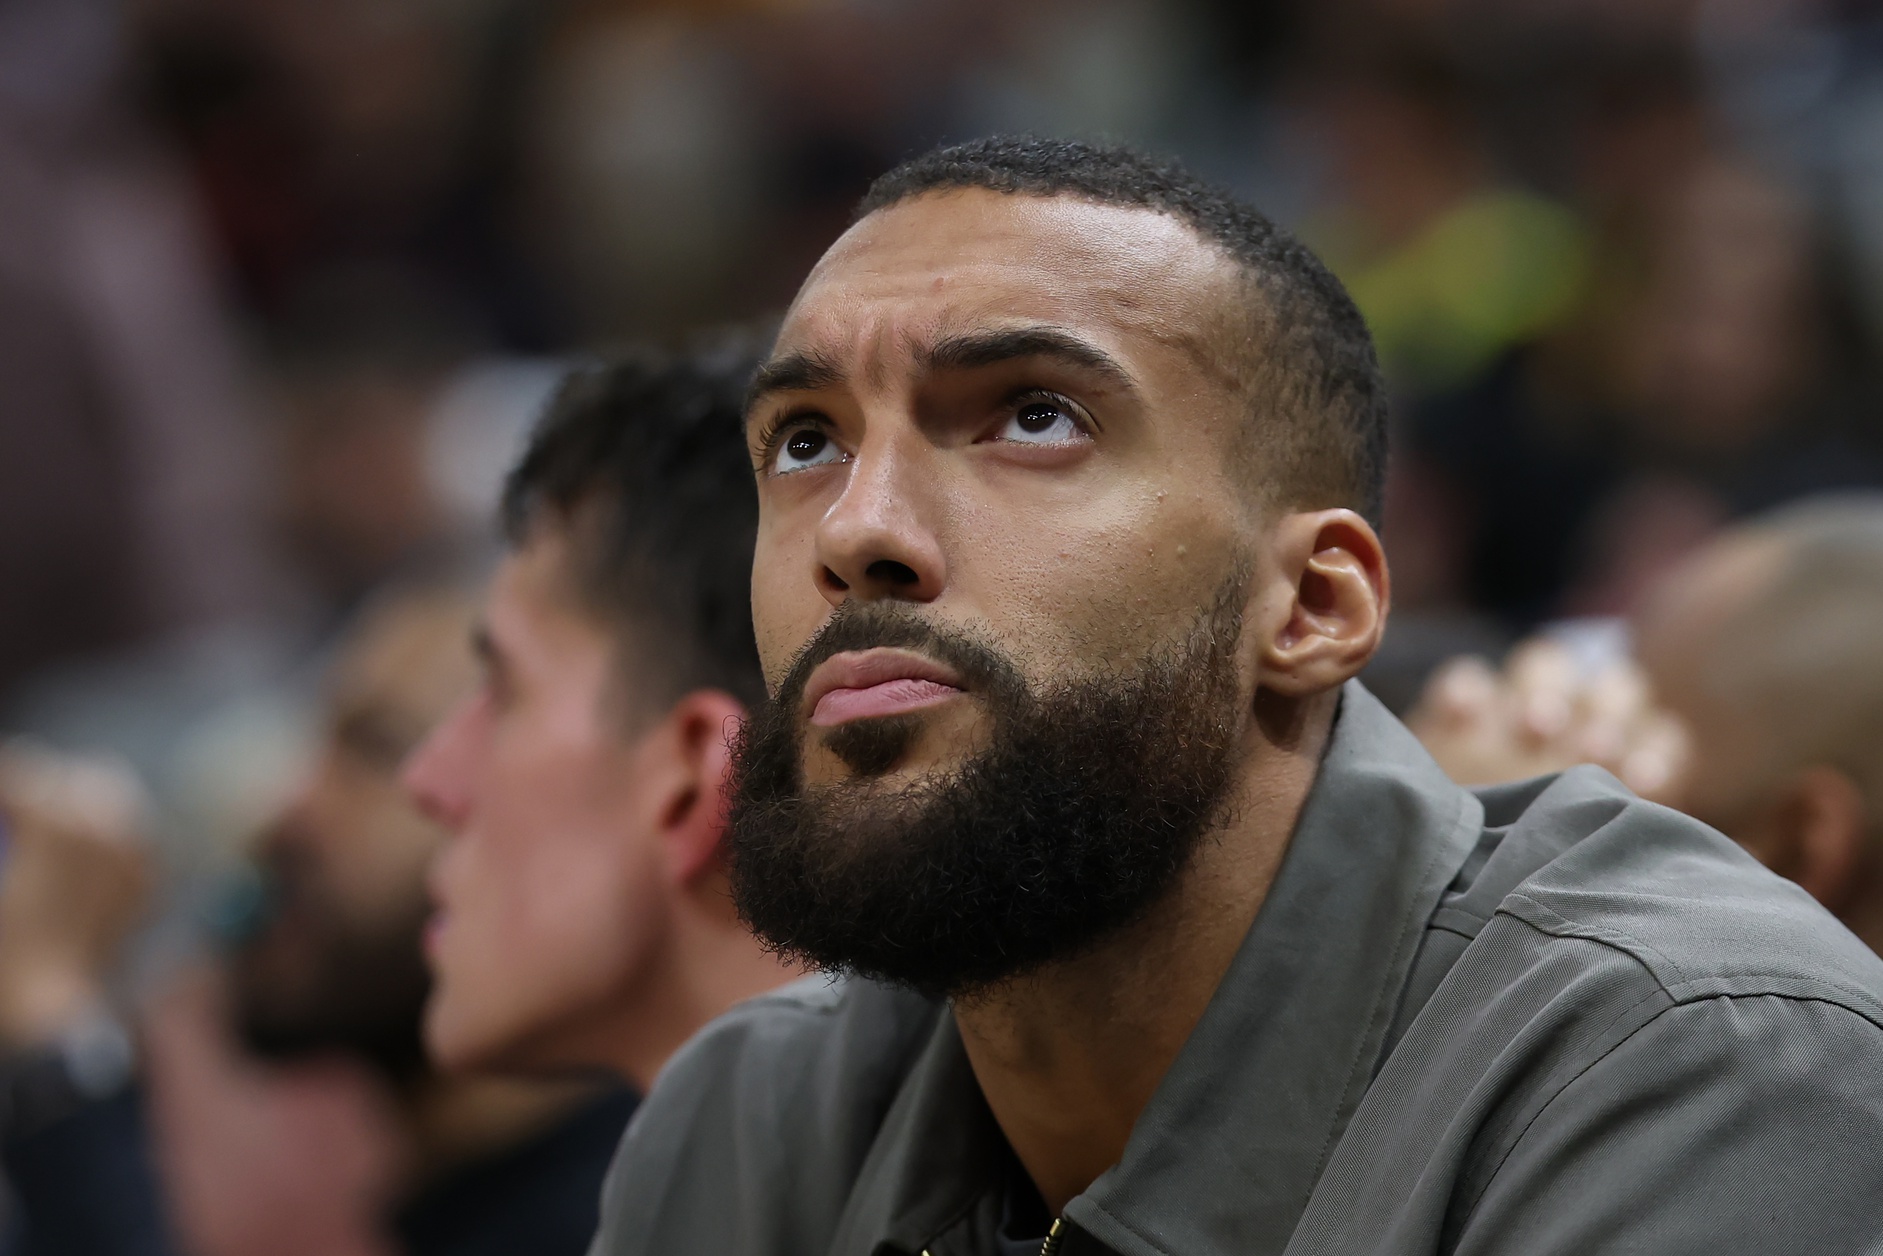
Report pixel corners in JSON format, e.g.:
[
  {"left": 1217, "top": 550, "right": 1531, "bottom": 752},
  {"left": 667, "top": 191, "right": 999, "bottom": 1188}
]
[
  {"left": 14, "top": 0, "right": 1883, "bottom": 855},
  {"left": 5, "top": 0, "right": 1883, "bottom": 1249}
]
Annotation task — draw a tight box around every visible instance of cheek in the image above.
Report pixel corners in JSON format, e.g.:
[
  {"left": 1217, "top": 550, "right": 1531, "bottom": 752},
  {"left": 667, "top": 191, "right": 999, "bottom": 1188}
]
[
  {"left": 439, "top": 719, "right": 669, "bottom": 1031},
  {"left": 752, "top": 512, "right": 827, "bottom": 686},
  {"left": 357, "top": 793, "right": 443, "bottom": 917},
  {"left": 303, "top": 775, "right": 436, "bottom": 930},
  {"left": 961, "top": 483, "right": 1240, "bottom": 671},
  {"left": 473, "top": 758, "right": 651, "bottom": 962},
  {"left": 433, "top": 810, "right": 663, "bottom": 1057}
]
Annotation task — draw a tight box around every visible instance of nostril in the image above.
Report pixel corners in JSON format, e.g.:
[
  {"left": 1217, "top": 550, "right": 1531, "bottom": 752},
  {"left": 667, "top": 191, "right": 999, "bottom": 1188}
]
[
  {"left": 865, "top": 559, "right": 920, "bottom": 587},
  {"left": 821, "top": 566, "right": 850, "bottom": 593}
]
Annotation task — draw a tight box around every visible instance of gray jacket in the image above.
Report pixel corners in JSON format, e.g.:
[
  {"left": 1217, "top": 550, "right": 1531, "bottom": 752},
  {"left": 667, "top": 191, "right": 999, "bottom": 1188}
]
[{"left": 592, "top": 683, "right": 1883, "bottom": 1255}]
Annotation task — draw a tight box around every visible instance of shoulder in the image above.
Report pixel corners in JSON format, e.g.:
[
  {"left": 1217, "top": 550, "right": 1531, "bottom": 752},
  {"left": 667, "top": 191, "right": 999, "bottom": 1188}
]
[
  {"left": 1446, "top": 984, "right": 1883, "bottom": 1252},
  {"left": 651, "top": 975, "right": 944, "bottom": 1145},
  {"left": 589, "top": 976, "right": 943, "bottom": 1256},
  {"left": 1432, "top": 764, "right": 1883, "bottom": 1018},
  {"left": 1432, "top": 769, "right": 1883, "bottom": 1222},
  {"left": 1335, "top": 770, "right": 1883, "bottom": 1250}
]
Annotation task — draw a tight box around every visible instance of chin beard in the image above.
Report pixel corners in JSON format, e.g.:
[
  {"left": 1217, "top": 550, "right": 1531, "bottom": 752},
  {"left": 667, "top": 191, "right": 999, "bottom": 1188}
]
[
  {"left": 231, "top": 857, "right": 432, "bottom": 1083},
  {"left": 726, "top": 587, "right": 1246, "bottom": 1000}
]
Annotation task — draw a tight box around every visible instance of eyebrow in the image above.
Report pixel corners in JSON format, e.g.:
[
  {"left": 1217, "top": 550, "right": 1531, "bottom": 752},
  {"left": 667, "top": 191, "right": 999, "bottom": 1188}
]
[
  {"left": 744, "top": 325, "right": 1138, "bottom": 415},
  {"left": 745, "top": 347, "right": 846, "bottom": 412},
  {"left": 921, "top": 327, "right": 1137, "bottom": 393}
]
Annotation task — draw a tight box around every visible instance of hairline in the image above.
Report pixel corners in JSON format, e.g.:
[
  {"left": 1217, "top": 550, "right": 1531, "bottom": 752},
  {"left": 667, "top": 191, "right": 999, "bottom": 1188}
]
[
  {"left": 853, "top": 184, "right": 1360, "bottom": 514},
  {"left": 762, "top": 186, "right": 1293, "bottom": 499},
  {"left": 506, "top": 497, "right": 690, "bottom": 738}
]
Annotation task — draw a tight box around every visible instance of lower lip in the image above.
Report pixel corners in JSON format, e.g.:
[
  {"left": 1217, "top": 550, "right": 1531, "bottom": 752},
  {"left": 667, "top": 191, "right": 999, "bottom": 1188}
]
[{"left": 811, "top": 678, "right": 962, "bottom": 727}]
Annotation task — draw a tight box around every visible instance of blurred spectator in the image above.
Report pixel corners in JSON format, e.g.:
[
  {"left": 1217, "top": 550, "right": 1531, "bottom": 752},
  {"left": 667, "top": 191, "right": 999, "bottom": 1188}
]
[
  {"left": 1632, "top": 496, "right": 1883, "bottom": 928},
  {"left": 0, "top": 587, "right": 630, "bottom": 1256},
  {"left": 133, "top": 0, "right": 558, "bottom": 348},
  {"left": 513, "top": 0, "right": 1196, "bottom": 338},
  {"left": 404, "top": 345, "right": 796, "bottom": 1090},
  {"left": 0, "top": 743, "right": 161, "bottom": 1254},
  {"left": 263, "top": 269, "right": 490, "bottom": 624},
  {"left": 1393, "top": 142, "right": 1881, "bottom": 631},
  {"left": 0, "top": 0, "right": 274, "bottom": 702},
  {"left": 1300, "top": 57, "right": 1590, "bottom": 398},
  {"left": 1410, "top": 494, "right": 1883, "bottom": 952}
]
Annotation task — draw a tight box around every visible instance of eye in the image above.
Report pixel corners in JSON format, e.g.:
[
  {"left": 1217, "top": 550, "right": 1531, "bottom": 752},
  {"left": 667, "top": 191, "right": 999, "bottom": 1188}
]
[
  {"left": 993, "top": 392, "right": 1090, "bottom": 445},
  {"left": 770, "top": 422, "right": 846, "bottom": 474}
]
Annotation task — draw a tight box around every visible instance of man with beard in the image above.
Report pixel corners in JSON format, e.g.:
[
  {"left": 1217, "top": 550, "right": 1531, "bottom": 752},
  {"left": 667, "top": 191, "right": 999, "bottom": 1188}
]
[
  {"left": 0, "top": 590, "right": 631, "bottom": 1256},
  {"left": 401, "top": 347, "right": 795, "bottom": 1089},
  {"left": 224, "top": 587, "right": 635, "bottom": 1256},
  {"left": 590, "top": 137, "right": 1883, "bottom": 1256}
]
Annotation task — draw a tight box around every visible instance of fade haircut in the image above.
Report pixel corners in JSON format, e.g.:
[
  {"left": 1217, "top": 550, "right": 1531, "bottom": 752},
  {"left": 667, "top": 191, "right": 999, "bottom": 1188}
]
[
  {"left": 856, "top": 136, "right": 1389, "bottom": 526},
  {"left": 502, "top": 344, "right": 765, "bottom": 713}
]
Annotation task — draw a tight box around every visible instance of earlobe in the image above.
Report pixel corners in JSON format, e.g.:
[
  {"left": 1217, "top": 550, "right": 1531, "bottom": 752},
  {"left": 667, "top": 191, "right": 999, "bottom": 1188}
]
[
  {"left": 1257, "top": 509, "right": 1390, "bottom": 699},
  {"left": 1775, "top": 765, "right": 1868, "bottom": 914}
]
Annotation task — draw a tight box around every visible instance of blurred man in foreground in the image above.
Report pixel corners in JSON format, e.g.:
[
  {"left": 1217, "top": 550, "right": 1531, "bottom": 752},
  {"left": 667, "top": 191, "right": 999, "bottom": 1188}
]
[
  {"left": 594, "top": 137, "right": 1883, "bottom": 1256},
  {"left": 403, "top": 349, "right": 795, "bottom": 1090},
  {"left": 218, "top": 588, "right": 632, "bottom": 1256},
  {"left": 1416, "top": 495, "right": 1883, "bottom": 952},
  {"left": 0, "top": 590, "right": 630, "bottom": 1256}
]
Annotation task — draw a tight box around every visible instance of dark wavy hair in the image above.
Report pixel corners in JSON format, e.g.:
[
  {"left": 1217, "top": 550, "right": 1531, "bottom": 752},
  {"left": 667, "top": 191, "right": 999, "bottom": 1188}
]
[{"left": 502, "top": 342, "right": 765, "bottom": 711}]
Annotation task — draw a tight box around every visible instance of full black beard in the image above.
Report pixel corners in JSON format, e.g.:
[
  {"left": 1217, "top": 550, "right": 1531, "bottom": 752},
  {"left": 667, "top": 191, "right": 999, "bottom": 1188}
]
[{"left": 727, "top": 589, "right": 1246, "bottom": 1000}]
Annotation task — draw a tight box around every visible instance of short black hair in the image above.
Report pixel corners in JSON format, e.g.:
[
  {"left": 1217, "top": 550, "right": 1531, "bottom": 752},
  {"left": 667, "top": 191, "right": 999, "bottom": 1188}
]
[
  {"left": 856, "top": 136, "right": 1388, "bottom": 525},
  {"left": 502, "top": 343, "right": 764, "bottom": 712}
]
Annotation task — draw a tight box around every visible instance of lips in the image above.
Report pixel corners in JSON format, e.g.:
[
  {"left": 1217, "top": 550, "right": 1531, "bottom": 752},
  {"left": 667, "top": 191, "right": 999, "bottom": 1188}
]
[{"left": 803, "top": 648, "right": 966, "bottom": 727}]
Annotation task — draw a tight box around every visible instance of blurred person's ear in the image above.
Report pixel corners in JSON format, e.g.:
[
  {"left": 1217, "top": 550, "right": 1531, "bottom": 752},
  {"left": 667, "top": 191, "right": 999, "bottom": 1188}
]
[
  {"left": 1745, "top": 765, "right": 1869, "bottom": 916},
  {"left": 650, "top": 691, "right": 747, "bottom": 887}
]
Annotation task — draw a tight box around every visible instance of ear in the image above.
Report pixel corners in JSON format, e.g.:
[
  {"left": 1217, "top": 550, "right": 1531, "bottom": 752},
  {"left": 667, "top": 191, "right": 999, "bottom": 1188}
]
[
  {"left": 1255, "top": 509, "right": 1390, "bottom": 698},
  {"left": 653, "top": 690, "right": 747, "bottom": 888},
  {"left": 1765, "top": 765, "right": 1869, "bottom": 914}
]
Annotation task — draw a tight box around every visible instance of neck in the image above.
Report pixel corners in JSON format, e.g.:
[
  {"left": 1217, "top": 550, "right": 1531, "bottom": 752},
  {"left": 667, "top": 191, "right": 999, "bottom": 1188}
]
[
  {"left": 606, "top": 880, "right": 801, "bottom": 1091},
  {"left": 952, "top": 694, "right": 1330, "bottom": 1217}
]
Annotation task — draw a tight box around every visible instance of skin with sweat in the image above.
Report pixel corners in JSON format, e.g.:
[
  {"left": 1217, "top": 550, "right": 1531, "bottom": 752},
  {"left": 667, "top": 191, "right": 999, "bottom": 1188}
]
[{"left": 747, "top": 188, "right": 1389, "bottom": 1213}]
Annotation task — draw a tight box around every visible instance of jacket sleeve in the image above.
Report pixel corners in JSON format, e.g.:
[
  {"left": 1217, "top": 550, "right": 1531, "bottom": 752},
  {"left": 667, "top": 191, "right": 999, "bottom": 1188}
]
[{"left": 1453, "top": 992, "right": 1883, "bottom": 1255}]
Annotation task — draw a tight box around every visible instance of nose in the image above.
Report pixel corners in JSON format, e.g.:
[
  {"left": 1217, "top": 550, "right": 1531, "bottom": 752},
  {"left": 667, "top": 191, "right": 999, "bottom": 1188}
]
[
  {"left": 813, "top": 431, "right": 947, "bottom": 607},
  {"left": 400, "top": 695, "right": 479, "bottom": 831}
]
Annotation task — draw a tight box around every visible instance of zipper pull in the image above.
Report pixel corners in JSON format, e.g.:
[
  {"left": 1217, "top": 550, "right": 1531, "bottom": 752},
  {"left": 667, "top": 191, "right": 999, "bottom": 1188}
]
[{"left": 1040, "top": 1217, "right": 1065, "bottom": 1256}]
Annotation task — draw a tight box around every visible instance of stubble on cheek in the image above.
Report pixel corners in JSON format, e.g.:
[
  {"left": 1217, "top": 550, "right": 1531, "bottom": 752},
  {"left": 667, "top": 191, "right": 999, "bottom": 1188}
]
[{"left": 992, "top": 482, "right": 1245, "bottom": 673}]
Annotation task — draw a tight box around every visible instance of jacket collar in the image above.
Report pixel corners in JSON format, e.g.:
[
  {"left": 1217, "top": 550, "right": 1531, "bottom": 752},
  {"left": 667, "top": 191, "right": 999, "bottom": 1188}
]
[
  {"left": 846, "top": 683, "right": 1483, "bottom": 1256},
  {"left": 1069, "top": 683, "right": 1481, "bottom": 1254}
]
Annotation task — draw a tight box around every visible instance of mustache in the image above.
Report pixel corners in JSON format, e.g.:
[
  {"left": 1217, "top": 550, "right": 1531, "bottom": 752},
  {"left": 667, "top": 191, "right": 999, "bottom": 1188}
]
[{"left": 770, "top": 601, "right": 1029, "bottom": 719}]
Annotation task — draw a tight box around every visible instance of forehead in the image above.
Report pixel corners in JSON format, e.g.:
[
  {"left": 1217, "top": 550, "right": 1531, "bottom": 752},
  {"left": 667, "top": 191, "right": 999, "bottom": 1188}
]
[
  {"left": 777, "top": 189, "right": 1242, "bottom": 374},
  {"left": 491, "top": 529, "right": 602, "bottom": 642},
  {"left": 330, "top": 596, "right": 475, "bottom": 725},
  {"left": 488, "top": 528, "right": 628, "bottom": 682}
]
